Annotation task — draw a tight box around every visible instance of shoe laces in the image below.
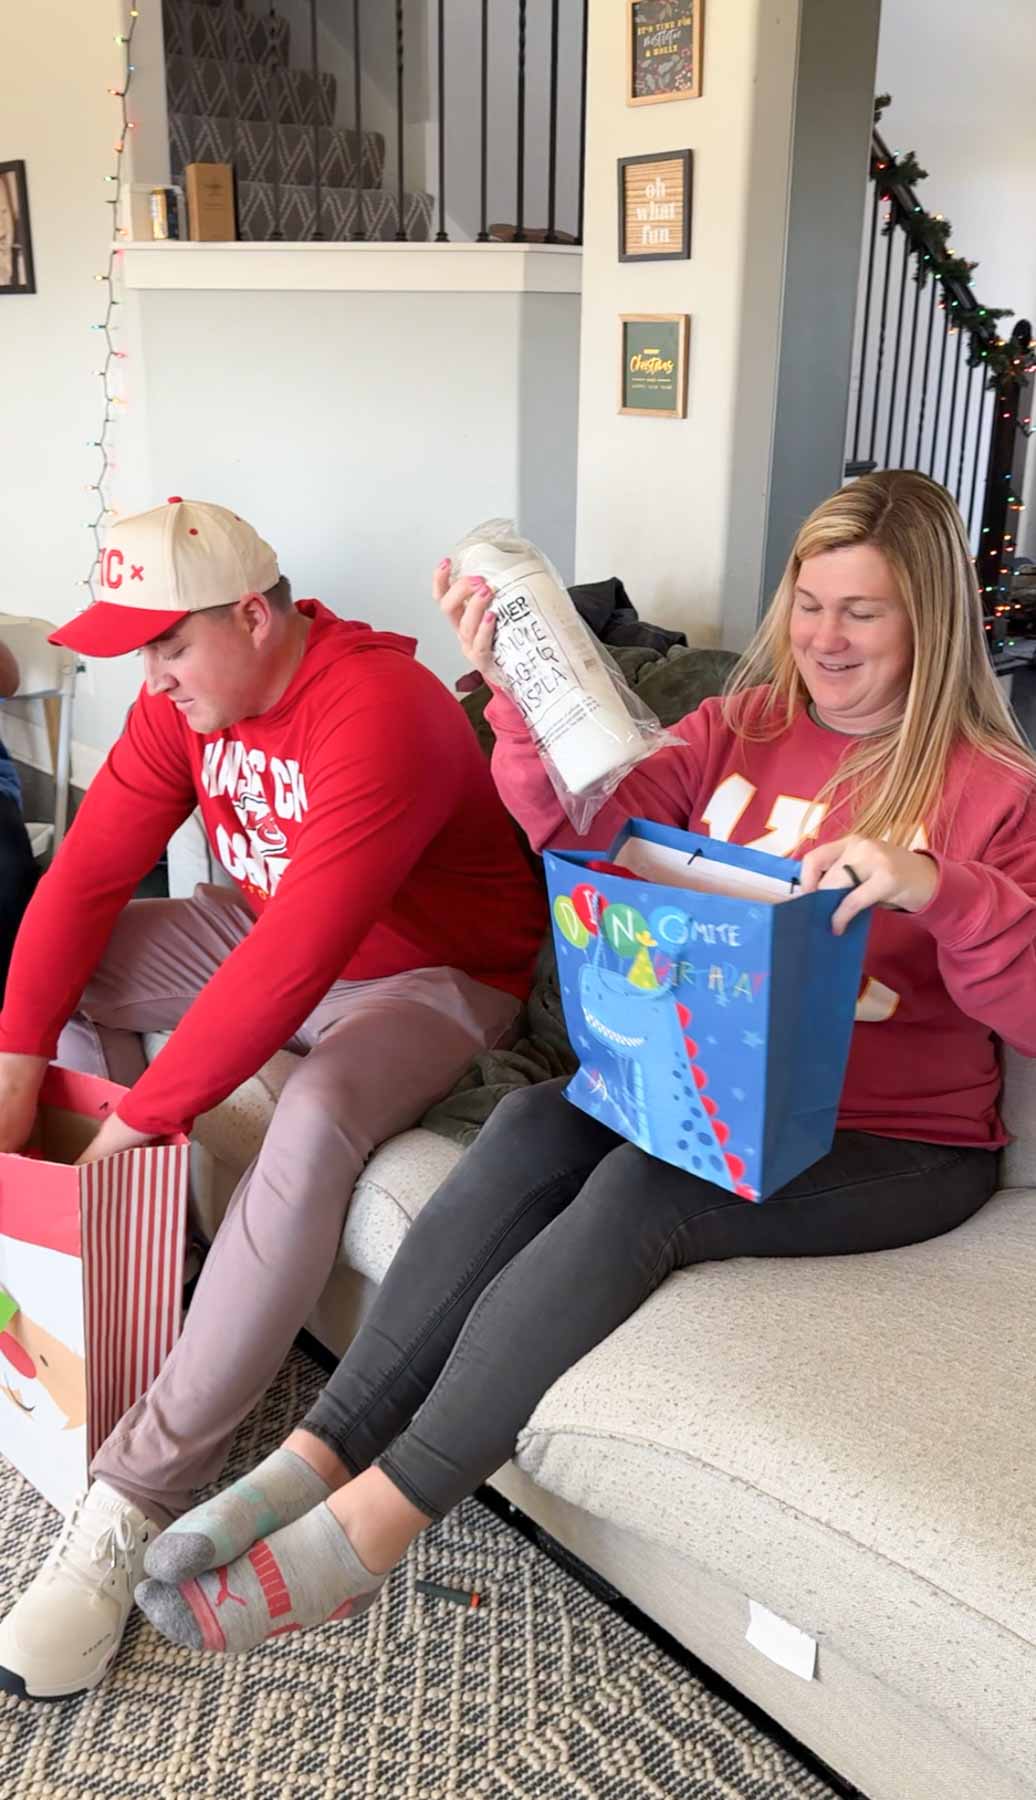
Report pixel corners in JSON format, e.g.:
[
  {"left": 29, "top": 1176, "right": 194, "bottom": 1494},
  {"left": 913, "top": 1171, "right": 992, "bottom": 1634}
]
[{"left": 49, "top": 1495, "right": 144, "bottom": 1595}]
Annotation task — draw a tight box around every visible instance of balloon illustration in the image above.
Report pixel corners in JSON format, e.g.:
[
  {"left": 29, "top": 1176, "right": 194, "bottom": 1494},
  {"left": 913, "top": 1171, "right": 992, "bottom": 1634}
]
[
  {"left": 602, "top": 902, "right": 648, "bottom": 958},
  {"left": 553, "top": 893, "right": 590, "bottom": 950},
  {"left": 571, "top": 883, "right": 607, "bottom": 935}
]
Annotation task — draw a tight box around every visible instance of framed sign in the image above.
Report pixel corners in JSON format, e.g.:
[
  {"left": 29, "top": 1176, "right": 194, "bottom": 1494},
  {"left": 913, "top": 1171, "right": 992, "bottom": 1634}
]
[
  {"left": 0, "top": 161, "right": 36, "bottom": 296},
  {"left": 619, "top": 314, "right": 690, "bottom": 419},
  {"left": 627, "top": 0, "right": 703, "bottom": 106},
  {"left": 618, "top": 150, "right": 692, "bottom": 262}
]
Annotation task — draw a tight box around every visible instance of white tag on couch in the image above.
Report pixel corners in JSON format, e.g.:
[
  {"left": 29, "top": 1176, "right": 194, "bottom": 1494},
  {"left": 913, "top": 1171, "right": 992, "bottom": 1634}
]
[{"left": 745, "top": 1600, "right": 817, "bottom": 1680}]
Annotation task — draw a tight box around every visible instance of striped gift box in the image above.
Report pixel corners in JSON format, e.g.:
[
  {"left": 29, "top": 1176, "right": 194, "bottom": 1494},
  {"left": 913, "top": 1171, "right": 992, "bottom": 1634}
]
[{"left": 0, "top": 1067, "right": 189, "bottom": 1516}]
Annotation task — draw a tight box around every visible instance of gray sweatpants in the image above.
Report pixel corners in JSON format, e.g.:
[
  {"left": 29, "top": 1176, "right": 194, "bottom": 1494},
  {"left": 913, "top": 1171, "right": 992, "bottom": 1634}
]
[{"left": 58, "top": 884, "right": 519, "bottom": 1523}]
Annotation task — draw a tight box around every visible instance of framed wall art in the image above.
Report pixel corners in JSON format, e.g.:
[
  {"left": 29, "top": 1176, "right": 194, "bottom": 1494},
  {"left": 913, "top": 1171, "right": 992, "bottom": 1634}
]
[
  {"left": 627, "top": 1, "right": 703, "bottom": 106},
  {"left": 0, "top": 162, "right": 36, "bottom": 296},
  {"left": 619, "top": 314, "right": 690, "bottom": 419},
  {"left": 618, "top": 149, "right": 692, "bottom": 262}
]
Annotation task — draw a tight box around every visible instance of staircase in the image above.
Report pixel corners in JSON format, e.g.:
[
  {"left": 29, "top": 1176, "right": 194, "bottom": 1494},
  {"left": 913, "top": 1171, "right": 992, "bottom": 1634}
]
[
  {"left": 845, "top": 100, "right": 1034, "bottom": 662},
  {"left": 162, "top": 0, "right": 435, "bottom": 242}
]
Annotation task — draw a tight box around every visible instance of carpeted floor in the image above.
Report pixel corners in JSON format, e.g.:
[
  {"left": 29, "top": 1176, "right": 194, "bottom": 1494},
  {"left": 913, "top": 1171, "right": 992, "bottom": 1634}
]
[{"left": 0, "top": 1350, "right": 842, "bottom": 1800}]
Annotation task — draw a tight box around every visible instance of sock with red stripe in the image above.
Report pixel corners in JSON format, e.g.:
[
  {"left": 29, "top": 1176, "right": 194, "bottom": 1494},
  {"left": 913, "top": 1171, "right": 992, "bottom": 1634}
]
[{"left": 134, "top": 1502, "right": 387, "bottom": 1654}]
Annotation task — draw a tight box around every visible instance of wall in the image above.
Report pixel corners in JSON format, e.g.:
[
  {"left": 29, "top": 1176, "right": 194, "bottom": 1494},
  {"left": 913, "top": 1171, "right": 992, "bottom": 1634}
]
[
  {"left": 70, "top": 281, "right": 580, "bottom": 745},
  {"left": 0, "top": 0, "right": 579, "bottom": 768},
  {"left": 0, "top": 0, "right": 128, "bottom": 782},
  {"left": 871, "top": 0, "right": 1036, "bottom": 556},
  {"left": 572, "top": 0, "right": 802, "bottom": 648}
]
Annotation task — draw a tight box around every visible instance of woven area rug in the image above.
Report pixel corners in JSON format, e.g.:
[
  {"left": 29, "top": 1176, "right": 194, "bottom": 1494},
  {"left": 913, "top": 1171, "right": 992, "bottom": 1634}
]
[{"left": 0, "top": 1350, "right": 841, "bottom": 1800}]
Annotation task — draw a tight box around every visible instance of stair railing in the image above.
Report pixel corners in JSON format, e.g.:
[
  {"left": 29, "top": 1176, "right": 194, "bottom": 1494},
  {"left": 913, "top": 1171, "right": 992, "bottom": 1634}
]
[
  {"left": 846, "top": 113, "right": 1034, "bottom": 657},
  {"left": 165, "top": 0, "right": 588, "bottom": 248}
]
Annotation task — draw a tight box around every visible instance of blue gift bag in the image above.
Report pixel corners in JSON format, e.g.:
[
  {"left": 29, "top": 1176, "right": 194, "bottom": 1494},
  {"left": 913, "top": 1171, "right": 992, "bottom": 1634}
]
[{"left": 544, "top": 820, "right": 871, "bottom": 1200}]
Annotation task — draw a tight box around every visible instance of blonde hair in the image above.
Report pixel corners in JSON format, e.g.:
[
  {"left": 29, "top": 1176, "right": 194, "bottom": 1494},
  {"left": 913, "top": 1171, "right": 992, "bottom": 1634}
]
[{"left": 724, "top": 469, "right": 1036, "bottom": 847}]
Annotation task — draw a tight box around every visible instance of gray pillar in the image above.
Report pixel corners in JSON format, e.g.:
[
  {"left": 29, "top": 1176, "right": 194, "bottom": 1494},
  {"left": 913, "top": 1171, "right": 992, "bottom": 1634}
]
[{"left": 756, "top": 0, "right": 881, "bottom": 628}]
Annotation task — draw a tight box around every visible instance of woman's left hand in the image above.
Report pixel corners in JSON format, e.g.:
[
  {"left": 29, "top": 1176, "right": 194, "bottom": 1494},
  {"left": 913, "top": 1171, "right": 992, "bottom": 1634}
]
[{"left": 798, "top": 835, "right": 939, "bottom": 935}]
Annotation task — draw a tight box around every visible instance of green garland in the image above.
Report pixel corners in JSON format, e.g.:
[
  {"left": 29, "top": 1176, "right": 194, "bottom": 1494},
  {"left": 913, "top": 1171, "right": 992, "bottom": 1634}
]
[{"left": 871, "top": 96, "right": 1031, "bottom": 389}]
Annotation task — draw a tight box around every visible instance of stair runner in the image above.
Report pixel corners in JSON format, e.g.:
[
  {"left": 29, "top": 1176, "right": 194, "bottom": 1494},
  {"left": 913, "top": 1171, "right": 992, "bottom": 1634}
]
[{"left": 163, "top": 0, "right": 434, "bottom": 242}]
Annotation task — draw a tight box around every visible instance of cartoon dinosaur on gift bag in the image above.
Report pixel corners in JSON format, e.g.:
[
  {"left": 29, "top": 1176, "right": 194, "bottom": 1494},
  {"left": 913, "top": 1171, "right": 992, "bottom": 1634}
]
[
  {"left": 575, "top": 961, "right": 756, "bottom": 1199},
  {"left": 0, "top": 1287, "right": 86, "bottom": 1428}
]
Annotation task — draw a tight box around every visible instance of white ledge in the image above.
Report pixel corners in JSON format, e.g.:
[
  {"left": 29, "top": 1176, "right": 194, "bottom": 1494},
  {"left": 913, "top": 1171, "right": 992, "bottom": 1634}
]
[{"left": 121, "top": 240, "right": 582, "bottom": 295}]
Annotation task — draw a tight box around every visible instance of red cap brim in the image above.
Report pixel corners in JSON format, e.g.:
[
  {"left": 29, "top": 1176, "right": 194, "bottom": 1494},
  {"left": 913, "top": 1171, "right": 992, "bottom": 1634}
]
[{"left": 48, "top": 603, "right": 190, "bottom": 657}]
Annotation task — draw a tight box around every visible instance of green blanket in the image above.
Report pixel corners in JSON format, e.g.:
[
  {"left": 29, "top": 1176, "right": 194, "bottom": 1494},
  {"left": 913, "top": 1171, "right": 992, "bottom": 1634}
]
[{"left": 419, "top": 643, "right": 738, "bottom": 1148}]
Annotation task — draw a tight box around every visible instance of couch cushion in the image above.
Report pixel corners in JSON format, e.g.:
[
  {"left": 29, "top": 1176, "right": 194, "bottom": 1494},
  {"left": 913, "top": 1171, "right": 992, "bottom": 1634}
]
[
  {"left": 512, "top": 1184, "right": 1036, "bottom": 1784},
  {"left": 999, "top": 1046, "right": 1036, "bottom": 1187},
  {"left": 346, "top": 1131, "right": 463, "bottom": 1281}
]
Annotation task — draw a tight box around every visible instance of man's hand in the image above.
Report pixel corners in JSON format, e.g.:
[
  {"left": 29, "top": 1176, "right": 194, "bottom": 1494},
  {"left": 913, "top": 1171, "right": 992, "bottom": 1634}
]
[
  {"left": 0, "top": 1053, "right": 48, "bottom": 1153},
  {"left": 798, "top": 835, "right": 939, "bottom": 936},
  {"left": 76, "top": 1112, "right": 155, "bottom": 1166}
]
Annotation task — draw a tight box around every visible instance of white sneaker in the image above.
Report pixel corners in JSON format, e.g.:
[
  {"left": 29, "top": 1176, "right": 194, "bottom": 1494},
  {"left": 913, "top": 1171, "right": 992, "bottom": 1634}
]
[{"left": 0, "top": 1482, "right": 160, "bottom": 1700}]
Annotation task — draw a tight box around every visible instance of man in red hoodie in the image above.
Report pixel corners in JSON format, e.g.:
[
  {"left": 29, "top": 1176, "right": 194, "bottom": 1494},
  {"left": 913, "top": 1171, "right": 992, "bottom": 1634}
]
[{"left": 0, "top": 498, "right": 545, "bottom": 1700}]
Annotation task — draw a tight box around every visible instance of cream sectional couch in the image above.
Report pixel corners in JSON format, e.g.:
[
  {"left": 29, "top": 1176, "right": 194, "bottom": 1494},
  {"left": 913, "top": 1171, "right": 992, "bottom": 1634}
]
[{"left": 148, "top": 892, "right": 1036, "bottom": 1800}]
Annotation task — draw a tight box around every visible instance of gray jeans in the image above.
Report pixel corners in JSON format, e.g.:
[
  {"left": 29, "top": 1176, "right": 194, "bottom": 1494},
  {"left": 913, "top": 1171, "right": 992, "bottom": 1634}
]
[{"left": 304, "top": 1077, "right": 998, "bottom": 1519}]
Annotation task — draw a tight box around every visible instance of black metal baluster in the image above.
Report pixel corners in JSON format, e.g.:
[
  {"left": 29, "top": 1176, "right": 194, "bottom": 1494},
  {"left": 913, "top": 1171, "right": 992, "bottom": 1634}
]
[
  {"left": 545, "top": 0, "right": 560, "bottom": 242},
  {"left": 898, "top": 254, "right": 923, "bottom": 467},
  {"left": 308, "top": 0, "right": 324, "bottom": 239},
  {"left": 867, "top": 215, "right": 896, "bottom": 465},
  {"left": 395, "top": 0, "right": 407, "bottom": 239},
  {"left": 883, "top": 229, "right": 910, "bottom": 467},
  {"left": 435, "top": 0, "right": 448, "bottom": 239},
  {"left": 476, "top": 0, "right": 489, "bottom": 240},
  {"left": 352, "top": 0, "right": 365, "bottom": 240},
  {"left": 850, "top": 185, "right": 880, "bottom": 465},
  {"left": 955, "top": 363, "right": 977, "bottom": 506},
  {"left": 576, "top": 0, "right": 588, "bottom": 245},
  {"left": 928, "top": 304, "right": 952, "bottom": 477},
  {"left": 976, "top": 322, "right": 1034, "bottom": 610},
  {"left": 968, "top": 382, "right": 991, "bottom": 541},
  {"left": 914, "top": 281, "right": 938, "bottom": 467},
  {"left": 229, "top": 1, "right": 241, "bottom": 226},
  {"left": 268, "top": 11, "right": 282, "bottom": 241},
  {"left": 514, "top": 0, "right": 527, "bottom": 242},
  {"left": 942, "top": 327, "right": 965, "bottom": 489}
]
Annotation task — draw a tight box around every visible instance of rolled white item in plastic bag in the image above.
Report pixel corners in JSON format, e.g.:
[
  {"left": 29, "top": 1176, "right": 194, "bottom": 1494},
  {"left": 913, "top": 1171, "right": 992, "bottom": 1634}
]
[{"left": 453, "top": 531, "right": 645, "bottom": 797}]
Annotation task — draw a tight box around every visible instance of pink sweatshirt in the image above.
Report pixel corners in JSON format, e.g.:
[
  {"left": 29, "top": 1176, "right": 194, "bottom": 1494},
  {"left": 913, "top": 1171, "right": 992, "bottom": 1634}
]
[{"left": 486, "top": 684, "right": 1036, "bottom": 1147}]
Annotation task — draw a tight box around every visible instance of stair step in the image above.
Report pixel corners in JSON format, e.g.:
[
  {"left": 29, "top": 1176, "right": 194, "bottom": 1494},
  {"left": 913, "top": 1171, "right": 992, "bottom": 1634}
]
[
  {"left": 238, "top": 181, "right": 434, "bottom": 244},
  {"left": 162, "top": 0, "right": 291, "bottom": 67},
  {"left": 170, "top": 112, "right": 385, "bottom": 192},
  {"left": 166, "top": 53, "right": 336, "bottom": 128}
]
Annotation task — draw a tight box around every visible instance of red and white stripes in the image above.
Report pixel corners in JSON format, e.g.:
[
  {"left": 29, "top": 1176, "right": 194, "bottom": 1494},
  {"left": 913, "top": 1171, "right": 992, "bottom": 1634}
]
[{"left": 81, "top": 1145, "right": 189, "bottom": 1458}]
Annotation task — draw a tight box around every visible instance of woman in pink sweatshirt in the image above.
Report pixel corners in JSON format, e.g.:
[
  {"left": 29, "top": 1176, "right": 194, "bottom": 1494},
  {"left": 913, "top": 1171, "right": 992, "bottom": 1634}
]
[{"left": 138, "top": 471, "right": 1036, "bottom": 1656}]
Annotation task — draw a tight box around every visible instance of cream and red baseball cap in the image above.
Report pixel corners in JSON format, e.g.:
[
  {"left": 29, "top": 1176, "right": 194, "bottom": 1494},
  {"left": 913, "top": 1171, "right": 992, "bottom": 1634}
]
[{"left": 49, "top": 496, "right": 280, "bottom": 657}]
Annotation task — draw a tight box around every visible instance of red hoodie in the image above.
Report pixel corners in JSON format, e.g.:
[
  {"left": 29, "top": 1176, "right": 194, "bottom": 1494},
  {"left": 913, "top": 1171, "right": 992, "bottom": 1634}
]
[
  {"left": 486, "top": 683, "right": 1036, "bottom": 1148},
  {"left": 0, "top": 604, "right": 545, "bottom": 1137}
]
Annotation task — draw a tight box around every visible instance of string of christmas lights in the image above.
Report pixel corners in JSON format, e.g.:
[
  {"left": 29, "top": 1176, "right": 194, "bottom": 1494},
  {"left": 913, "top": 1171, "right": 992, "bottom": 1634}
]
[{"left": 81, "top": 6, "right": 140, "bottom": 601}]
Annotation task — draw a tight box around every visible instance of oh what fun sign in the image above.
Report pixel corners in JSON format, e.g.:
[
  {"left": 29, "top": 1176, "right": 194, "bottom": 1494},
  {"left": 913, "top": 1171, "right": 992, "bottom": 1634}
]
[{"left": 618, "top": 149, "right": 692, "bottom": 262}]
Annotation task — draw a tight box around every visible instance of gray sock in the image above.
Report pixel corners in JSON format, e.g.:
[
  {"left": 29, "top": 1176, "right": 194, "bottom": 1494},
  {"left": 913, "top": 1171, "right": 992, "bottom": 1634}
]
[
  {"left": 144, "top": 1448, "right": 332, "bottom": 1584},
  {"left": 136, "top": 1502, "right": 386, "bottom": 1654}
]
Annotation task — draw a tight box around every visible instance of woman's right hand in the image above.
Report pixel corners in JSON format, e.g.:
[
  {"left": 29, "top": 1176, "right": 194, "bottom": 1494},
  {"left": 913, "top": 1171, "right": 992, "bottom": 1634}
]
[{"left": 434, "top": 559, "right": 498, "bottom": 679}]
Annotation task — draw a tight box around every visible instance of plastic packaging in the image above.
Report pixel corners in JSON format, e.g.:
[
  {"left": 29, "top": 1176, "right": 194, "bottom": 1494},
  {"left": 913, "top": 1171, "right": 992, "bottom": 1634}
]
[{"left": 451, "top": 520, "right": 678, "bottom": 832}]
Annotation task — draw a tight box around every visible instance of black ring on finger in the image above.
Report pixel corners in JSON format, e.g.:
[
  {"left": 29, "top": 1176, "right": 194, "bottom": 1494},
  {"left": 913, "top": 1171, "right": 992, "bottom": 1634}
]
[{"left": 842, "top": 863, "right": 862, "bottom": 888}]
